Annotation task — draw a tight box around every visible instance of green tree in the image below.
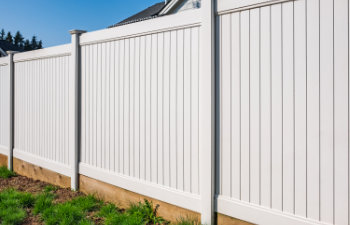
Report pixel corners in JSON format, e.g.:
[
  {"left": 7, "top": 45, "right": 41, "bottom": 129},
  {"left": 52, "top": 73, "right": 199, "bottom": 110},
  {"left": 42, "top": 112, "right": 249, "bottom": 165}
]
[
  {"left": 37, "top": 40, "right": 43, "bottom": 49},
  {"left": 5, "top": 32, "right": 13, "bottom": 44},
  {"left": 0, "top": 29, "right": 5, "bottom": 40},
  {"left": 30, "top": 36, "right": 37, "bottom": 49},
  {"left": 24, "top": 39, "right": 31, "bottom": 51},
  {"left": 14, "top": 31, "right": 24, "bottom": 47}
]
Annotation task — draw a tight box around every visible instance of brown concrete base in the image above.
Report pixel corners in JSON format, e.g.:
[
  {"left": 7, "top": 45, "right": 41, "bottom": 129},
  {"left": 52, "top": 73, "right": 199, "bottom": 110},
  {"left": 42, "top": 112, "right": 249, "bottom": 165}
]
[
  {"left": 13, "top": 157, "right": 70, "bottom": 188},
  {"left": 79, "top": 175, "right": 200, "bottom": 223},
  {"left": 217, "top": 213, "right": 255, "bottom": 225},
  {"left": 0, "top": 154, "right": 7, "bottom": 167}
]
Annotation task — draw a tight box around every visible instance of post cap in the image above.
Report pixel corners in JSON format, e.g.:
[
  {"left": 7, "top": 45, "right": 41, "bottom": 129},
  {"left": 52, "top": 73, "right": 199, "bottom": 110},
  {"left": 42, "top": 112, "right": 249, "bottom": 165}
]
[
  {"left": 69, "top": 30, "right": 87, "bottom": 35},
  {"left": 6, "top": 51, "right": 17, "bottom": 55}
]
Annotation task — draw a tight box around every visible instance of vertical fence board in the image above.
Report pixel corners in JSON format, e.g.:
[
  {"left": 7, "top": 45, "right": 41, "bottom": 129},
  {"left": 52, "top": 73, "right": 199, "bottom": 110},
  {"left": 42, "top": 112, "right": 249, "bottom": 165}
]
[
  {"left": 319, "top": 0, "right": 334, "bottom": 223},
  {"left": 306, "top": 0, "right": 320, "bottom": 220},
  {"left": 294, "top": 0, "right": 307, "bottom": 217},
  {"left": 240, "top": 10, "right": 250, "bottom": 203},
  {"left": 270, "top": 4, "right": 283, "bottom": 211},
  {"left": 282, "top": 2, "right": 294, "bottom": 214},
  {"left": 183, "top": 29, "right": 191, "bottom": 192},
  {"left": 249, "top": 8, "right": 261, "bottom": 205},
  {"left": 220, "top": 14, "right": 232, "bottom": 197},
  {"left": 170, "top": 30, "right": 177, "bottom": 189},
  {"left": 334, "top": 0, "right": 349, "bottom": 224},
  {"left": 163, "top": 32, "right": 171, "bottom": 187},
  {"left": 231, "top": 12, "right": 241, "bottom": 200},
  {"left": 260, "top": 5, "right": 271, "bottom": 208}
]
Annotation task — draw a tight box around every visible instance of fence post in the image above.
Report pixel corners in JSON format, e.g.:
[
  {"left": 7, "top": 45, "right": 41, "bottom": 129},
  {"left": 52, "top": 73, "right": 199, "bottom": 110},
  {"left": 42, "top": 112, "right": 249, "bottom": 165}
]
[
  {"left": 200, "top": 0, "right": 216, "bottom": 224},
  {"left": 7, "top": 51, "right": 15, "bottom": 171},
  {"left": 69, "top": 29, "right": 86, "bottom": 191}
]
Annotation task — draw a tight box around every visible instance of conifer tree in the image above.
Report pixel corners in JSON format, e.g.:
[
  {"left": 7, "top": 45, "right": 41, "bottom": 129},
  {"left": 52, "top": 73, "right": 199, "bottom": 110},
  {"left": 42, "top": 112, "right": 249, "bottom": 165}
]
[
  {"left": 30, "top": 36, "right": 37, "bottom": 49},
  {"left": 14, "top": 31, "right": 24, "bottom": 47},
  {"left": 5, "top": 32, "right": 13, "bottom": 44},
  {"left": 0, "top": 28, "right": 43, "bottom": 51},
  {"left": 0, "top": 29, "right": 5, "bottom": 40},
  {"left": 24, "top": 39, "right": 31, "bottom": 51},
  {"left": 37, "top": 40, "right": 43, "bottom": 49}
]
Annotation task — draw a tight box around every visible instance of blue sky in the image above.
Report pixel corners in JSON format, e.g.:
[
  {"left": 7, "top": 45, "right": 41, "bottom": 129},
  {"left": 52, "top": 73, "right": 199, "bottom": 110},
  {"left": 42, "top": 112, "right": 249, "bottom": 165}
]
[{"left": 0, "top": 0, "right": 161, "bottom": 47}]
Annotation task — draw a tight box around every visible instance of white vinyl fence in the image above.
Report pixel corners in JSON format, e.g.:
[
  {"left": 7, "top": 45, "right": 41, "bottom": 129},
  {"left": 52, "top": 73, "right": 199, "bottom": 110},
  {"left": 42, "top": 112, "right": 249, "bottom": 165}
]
[
  {"left": 0, "top": 0, "right": 348, "bottom": 224},
  {"left": 13, "top": 45, "right": 73, "bottom": 177},
  {"left": 217, "top": 0, "right": 349, "bottom": 225},
  {"left": 0, "top": 58, "right": 9, "bottom": 156},
  {"left": 79, "top": 10, "right": 202, "bottom": 212}
]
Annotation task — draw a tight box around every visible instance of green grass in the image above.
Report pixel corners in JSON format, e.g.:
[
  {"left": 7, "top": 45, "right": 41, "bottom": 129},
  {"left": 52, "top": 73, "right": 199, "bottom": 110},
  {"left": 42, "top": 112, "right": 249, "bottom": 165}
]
[
  {"left": 43, "top": 185, "right": 59, "bottom": 193},
  {"left": 34, "top": 194, "right": 101, "bottom": 225},
  {"left": 70, "top": 195, "right": 102, "bottom": 212},
  {"left": 33, "top": 192, "right": 55, "bottom": 215},
  {"left": 97, "top": 203, "right": 119, "bottom": 218},
  {"left": 127, "top": 199, "right": 166, "bottom": 224},
  {"left": 0, "top": 166, "right": 16, "bottom": 179},
  {"left": 0, "top": 189, "right": 35, "bottom": 225},
  {"left": 99, "top": 199, "right": 168, "bottom": 225},
  {"left": 41, "top": 202, "right": 92, "bottom": 225}
]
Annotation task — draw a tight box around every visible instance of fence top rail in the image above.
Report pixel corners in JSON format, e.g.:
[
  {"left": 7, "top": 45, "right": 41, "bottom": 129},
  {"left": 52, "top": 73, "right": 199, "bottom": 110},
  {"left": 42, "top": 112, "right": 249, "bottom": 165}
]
[
  {"left": 0, "top": 56, "right": 8, "bottom": 66},
  {"left": 13, "top": 44, "right": 71, "bottom": 63},
  {"left": 217, "top": 0, "right": 293, "bottom": 15},
  {"left": 80, "top": 9, "right": 201, "bottom": 46}
]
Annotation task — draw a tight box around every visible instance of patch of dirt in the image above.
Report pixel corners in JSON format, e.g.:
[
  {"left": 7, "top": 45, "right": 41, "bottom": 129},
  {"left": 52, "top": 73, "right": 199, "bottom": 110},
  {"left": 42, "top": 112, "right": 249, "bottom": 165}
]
[
  {"left": 22, "top": 209, "right": 42, "bottom": 225},
  {"left": 88, "top": 211, "right": 104, "bottom": 225},
  {"left": 0, "top": 175, "right": 84, "bottom": 224},
  {"left": 0, "top": 175, "right": 48, "bottom": 194},
  {"left": 52, "top": 187, "right": 83, "bottom": 204}
]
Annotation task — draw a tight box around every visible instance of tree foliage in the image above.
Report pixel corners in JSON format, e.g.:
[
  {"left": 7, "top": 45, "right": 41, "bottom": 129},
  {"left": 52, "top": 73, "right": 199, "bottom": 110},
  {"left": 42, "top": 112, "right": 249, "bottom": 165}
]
[
  {"left": 0, "top": 29, "right": 5, "bottom": 40},
  {"left": 5, "top": 32, "right": 13, "bottom": 44},
  {"left": 14, "top": 31, "right": 24, "bottom": 47},
  {"left": 0, "top": 28, "right": 43, "bottom": 51}
]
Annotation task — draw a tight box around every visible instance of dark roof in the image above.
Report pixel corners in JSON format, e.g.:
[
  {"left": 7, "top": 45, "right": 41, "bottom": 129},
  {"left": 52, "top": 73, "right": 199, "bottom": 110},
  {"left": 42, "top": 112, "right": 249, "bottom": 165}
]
[
  {"left": 109, "top": 2, "right": 166, "bottom": 28},
  {"left": 0, "top": 40, "right": 23, "bottom": 52}
]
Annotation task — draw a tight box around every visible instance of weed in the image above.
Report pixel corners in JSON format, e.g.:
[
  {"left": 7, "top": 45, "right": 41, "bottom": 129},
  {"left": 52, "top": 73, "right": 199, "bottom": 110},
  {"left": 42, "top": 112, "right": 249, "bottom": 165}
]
[
  {"left": 98, "top": 200, "right": 168, "bottom": 225},
  {"left": 0, "top": 166, "right": 16, "bottom": 179},
  {"left": 127, "top": 199, "right": 167, "bottom": 224}
]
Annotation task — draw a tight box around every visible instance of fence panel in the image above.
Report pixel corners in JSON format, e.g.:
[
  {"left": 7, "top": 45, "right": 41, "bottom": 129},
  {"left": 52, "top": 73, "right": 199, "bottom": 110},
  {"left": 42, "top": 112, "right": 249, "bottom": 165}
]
[
  {"left": 217, "top": 0, "right": 349, "bottom": 224},
  {"left": 0, "top": 58, "right": 9, "bottom": 156},
  {"left": 79, "top": 9, "right": 202, "bottom": 213},
  {"left": 13, "top": 45, "right": 72, "bottom": 177}
]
